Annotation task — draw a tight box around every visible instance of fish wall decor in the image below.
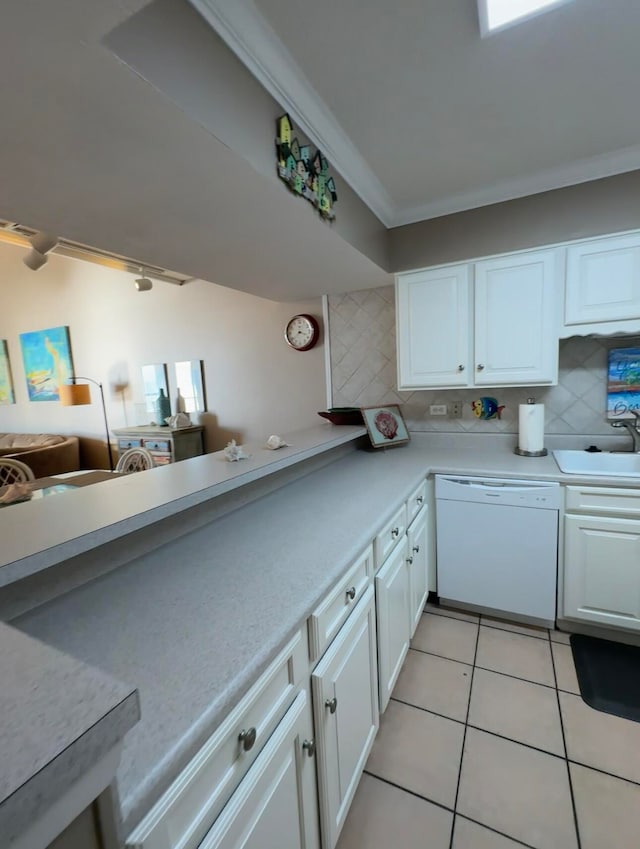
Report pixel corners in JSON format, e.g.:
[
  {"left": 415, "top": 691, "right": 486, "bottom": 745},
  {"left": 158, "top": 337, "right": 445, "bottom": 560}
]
[{"left": 471, "top": 397, "right": 505, "bottom": 420}]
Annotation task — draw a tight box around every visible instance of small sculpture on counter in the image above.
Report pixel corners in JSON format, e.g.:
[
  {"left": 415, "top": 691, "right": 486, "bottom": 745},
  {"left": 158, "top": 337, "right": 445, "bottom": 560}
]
[
  {"left": 223, "top": 439, "right": 249, "bottom": 462},
  {"left": 0, "top": 481, "right": 33, "bottom": 505},
  {"left": 165, "top": 412, "right": 192, "bottom": 428},
  {"left": 265, "top": 434, "right": 289, "bottom": 450}
]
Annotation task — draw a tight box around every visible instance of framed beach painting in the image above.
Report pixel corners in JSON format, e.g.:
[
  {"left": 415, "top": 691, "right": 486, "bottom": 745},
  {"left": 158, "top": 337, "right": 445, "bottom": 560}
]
[
  {"left": 607, "top": 346, "right": 640, "bottom": 419},
  {"left": 0, "top": 340, "right": 15, "bottom": 404},
  {"left": 19, "top": 326, "right": 73, "bottom": 402},
  {"left": 361, "top": 405, "right": 410, "bottom": 449}
]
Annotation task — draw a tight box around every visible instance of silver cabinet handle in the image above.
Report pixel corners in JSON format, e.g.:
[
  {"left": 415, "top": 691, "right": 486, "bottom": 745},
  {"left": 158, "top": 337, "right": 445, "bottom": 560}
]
[
  {"left": 457, "top": 364, "right": 465, "bottom": 371},
  {"left": 413, "top": 545, "right": 420, "bottom": 554},
  {"left": 391, "top": 527, "right": 400, "bottom": 538},
  {"left": 345, "top": 586, "right": 356, "bottom": 602},
  {"left": 406, "top": 556, "right": 414, "bottom": 565},
  {"left": 416, "top": 496, "right": 423, "bottom": 505},
  {"left": 238, "top": 727, "right": 257, "bottom": 752},
  {"left": 477, "top": 364, "right": 485, "bottom": 371},
  {"left": 325, "top": 697, "right": 338, "bottom": 714},
  {"left": 302, "top": 739, "right": 316, "bottom": 758}
]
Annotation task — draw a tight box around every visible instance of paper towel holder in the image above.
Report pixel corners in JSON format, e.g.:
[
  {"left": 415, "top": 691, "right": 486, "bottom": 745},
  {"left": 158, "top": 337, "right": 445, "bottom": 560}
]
[{"left": 514, "top": 398, "right": 548, "bottom": 457}]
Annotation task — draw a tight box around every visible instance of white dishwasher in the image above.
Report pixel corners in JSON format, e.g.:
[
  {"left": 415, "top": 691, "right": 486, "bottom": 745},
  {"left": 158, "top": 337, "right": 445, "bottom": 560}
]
[{"left": 435, "top": 475, "right": 560, "bottom": 626}]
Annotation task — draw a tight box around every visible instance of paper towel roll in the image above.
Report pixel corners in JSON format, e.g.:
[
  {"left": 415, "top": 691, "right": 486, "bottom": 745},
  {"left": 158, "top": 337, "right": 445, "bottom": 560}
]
[{"left": 518, "top": 403, "right": 545, "bottom": 453}]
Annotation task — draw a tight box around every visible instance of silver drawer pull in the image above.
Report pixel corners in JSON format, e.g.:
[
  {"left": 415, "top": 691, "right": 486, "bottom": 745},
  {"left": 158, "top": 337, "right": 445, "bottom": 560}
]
[
  {"left": 413, "top": 545, "right": 420, "bottom": 554},
  {"left": 416, "top": 496, "right": 423, "bottom": 505},
  {"left": 457, "top": 364, "right": 465, "bottom": 371},
  {"left": 325, "top": 697, "right": 338, "bottom": 714},
  {"left": 477, "top": 363, "right": 485, "bottom": 371},
  {"left": 406, "top": 556, "right": 414, "bottom": 565},
  {"left": 302, "top": 739, "right": 316, "bottom": 758},
  {"left": 345, "top": 586, "right": 356, "bottom": 602},
  {"left": 391, "top": 527, "right": 400, "bottom": 538},
  {"left": 238, "top": 727, "right": 257, "bottom": 752}
]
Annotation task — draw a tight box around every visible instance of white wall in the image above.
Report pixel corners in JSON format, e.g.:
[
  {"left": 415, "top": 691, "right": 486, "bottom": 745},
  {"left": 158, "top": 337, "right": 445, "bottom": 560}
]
[{"left": 0, "top": 242, "right": 327, "bottom": 459}]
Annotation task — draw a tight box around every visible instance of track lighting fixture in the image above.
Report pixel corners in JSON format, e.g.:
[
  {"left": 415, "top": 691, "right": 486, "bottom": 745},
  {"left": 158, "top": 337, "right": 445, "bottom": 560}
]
[
  {"left": 22, "top": 231, "right": 58, "bottom": 271},
  {"left": 135, "top": 267, "right": 153, "bottom": 291}
]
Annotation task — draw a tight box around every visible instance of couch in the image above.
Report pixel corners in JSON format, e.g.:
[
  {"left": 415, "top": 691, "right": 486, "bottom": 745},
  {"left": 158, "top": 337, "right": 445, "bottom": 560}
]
[{"left": 0, "top": 433, "right": 80, "bottom": 478}]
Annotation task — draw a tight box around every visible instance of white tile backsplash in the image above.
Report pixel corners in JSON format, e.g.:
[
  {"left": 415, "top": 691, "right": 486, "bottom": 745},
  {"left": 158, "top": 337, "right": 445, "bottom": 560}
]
[{"left": 328, "top": 287, "right": 640, "bottom": 435}]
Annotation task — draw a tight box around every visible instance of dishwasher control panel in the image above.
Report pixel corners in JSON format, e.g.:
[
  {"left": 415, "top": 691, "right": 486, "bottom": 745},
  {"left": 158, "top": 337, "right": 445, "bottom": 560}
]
[{"left": 435, "top": 475, "right": 561, "bottom": 510}]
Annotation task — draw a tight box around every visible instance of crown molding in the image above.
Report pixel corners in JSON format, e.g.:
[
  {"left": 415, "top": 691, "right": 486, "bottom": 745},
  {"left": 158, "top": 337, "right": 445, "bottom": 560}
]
[
  {"left": 189, "top": 0, "right": 395, "bottom": 226},
  {"left": 392, "top": 144, "right": 640, "bottom": 227}
]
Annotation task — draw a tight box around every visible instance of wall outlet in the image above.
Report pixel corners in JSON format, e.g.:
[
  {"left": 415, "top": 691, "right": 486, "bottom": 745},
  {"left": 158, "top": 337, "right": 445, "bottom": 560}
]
[
  {"left": 449, "top": 401, "right": 463, "bottom": 419},
  {"left": 429, "top": 404, "right": 447, "bottom": 416}
]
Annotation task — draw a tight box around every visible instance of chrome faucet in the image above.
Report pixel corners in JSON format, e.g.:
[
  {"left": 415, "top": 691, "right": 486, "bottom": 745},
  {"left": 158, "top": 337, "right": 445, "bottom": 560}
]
[{"left": 611, "top": 411, "right": 640, "bottom": 452}]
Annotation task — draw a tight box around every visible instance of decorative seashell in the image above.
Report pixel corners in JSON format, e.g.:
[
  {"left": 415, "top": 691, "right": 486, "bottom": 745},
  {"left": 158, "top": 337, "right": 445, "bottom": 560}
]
[
  {"left": 165, "top": 412, "right": 192, "bottom": 428},
  {"left": 223, "top": 439, "right": 248, "bottom": 462},
  {"left": 265, "top": 434, "right": 289, "bottom": 450}
]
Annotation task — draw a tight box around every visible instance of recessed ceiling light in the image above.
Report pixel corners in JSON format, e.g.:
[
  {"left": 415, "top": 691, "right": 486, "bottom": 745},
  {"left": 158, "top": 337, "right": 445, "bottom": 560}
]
[{"left": 478, "top": 0, "right": 573, "bottom": 36}]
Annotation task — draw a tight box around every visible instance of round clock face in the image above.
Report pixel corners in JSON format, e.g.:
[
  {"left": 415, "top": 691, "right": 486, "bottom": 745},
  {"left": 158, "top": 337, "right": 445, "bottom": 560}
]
[{"left": 285, "top": 314, "right": 320, "bottom": 351}]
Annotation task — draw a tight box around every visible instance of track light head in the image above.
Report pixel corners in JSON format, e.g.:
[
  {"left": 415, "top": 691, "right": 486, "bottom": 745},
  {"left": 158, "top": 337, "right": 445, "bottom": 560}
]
[
  {"left": 134, "top": 267, "right": 153, "bottom": 291},
  {"left": 23, "top": 248, "right": 48, "bottom": 271},
  {"left": 30, "top": 232, "right": 58, "bottom": 254}
]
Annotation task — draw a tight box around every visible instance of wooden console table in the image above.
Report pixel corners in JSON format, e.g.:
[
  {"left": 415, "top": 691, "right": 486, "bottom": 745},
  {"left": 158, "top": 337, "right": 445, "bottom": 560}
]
[{"left": 113, "top": 425, "right": 204, "bottom": 465}]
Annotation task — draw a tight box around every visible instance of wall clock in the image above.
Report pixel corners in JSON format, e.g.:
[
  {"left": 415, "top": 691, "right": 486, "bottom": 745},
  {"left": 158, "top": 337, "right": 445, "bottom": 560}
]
[{"left": 284, "top": 314, "right": 320, "bottom": 351}]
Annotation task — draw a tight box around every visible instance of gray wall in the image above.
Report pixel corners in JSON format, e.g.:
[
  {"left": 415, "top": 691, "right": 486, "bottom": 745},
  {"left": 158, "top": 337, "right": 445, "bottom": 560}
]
[
  {"left": 105, "top": 0, "right": 390, "bottom": 273},
  {"left": 390, "top": 171, "right": 640, "bottom": 272}
]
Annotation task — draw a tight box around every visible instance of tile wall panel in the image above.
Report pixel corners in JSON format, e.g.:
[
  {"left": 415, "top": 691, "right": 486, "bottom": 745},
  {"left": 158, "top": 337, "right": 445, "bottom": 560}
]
[{"left": 328, "top": 286, "right": 639, "bottom": 435}]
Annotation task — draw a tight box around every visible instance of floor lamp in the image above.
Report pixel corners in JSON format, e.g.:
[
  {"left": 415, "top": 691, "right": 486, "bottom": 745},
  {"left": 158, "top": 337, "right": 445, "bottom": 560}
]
[{"left": 59, "top": 376, "right": 115, "bottom": 471}]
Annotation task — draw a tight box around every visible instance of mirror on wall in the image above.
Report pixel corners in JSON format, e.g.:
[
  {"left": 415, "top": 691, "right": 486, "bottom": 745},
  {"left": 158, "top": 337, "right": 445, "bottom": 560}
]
[
  {"left": 173, "top": 360, "right": 206, "bottom": 414},
  {"left": 141, "top": 363, "right": 169, "bottom": 416}
]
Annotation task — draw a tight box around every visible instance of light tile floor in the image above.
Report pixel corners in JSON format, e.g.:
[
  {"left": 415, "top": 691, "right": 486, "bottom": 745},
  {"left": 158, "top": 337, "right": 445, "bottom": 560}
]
[{"left": 336, "top": 605, "right": 640, "bottom": 849}]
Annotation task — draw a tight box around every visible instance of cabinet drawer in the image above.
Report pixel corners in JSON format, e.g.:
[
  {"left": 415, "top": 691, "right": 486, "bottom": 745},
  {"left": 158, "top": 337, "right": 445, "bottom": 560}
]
[
  {"left": 143, "top": 439, "right": 171, "bottom": 452},
  {"left": 374, "top": 504, "right": 407, "bottom": 571},
  {"left": 118, "top": 438, "right": 142, "bottom": 450},
  {"left": 565, "top": 485, "right": 640, "bottom": 518},
  {"left": 406, "top": 481, "right": 427, "bottom": 525},
  {"left": 308, "top": 545, "right": 373, "bottom": 663},
  {"left": 126, "top": 629, "right": 308, "bottom": 849}
]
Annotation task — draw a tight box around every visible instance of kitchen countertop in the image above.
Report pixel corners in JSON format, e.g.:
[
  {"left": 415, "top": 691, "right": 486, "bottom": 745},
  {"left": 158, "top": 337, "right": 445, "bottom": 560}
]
[
  {"left": 0, "top": 622, "right": 139, "bottom": 846},
  {"left": 7, "top": 430, "right": 640, "bottom": 841}
]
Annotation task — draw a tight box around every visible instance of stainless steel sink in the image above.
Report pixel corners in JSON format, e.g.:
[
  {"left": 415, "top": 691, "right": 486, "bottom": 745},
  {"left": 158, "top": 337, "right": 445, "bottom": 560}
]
[{"left": 552, "top": 449, "right": 640, "bottom": 477}]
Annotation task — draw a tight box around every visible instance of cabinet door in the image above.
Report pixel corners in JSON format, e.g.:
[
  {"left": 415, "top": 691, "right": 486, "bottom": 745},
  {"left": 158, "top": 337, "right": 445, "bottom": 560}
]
[
  {"left": 565, "top": 234, "right": 640, "bottom": 326},
  {"left": 375, "top": 540, "right": 411, "bottom": 712},
  {"left": 474, "top": 250, "right": 558, "bottom": 385},
  {"left": 408, "top": 508, "right": 429, "bottom": 636},
  {"left": 396, "top": 265, "right": 470, "bottom": 388},
  {"left": 311, "top": 586, "right": 379, "bottom": 849},
  {"left": 198, "top": 691, "right": 319, "bottom": 849},
  {"left": 564, "top": 514, "right": 640, "bottom": 630}
]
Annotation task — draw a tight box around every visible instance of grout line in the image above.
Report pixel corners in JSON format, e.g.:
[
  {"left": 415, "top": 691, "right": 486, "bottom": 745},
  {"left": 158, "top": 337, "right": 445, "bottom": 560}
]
[
  {"left": 465, "top": 724, "right": 566, "bottom": 761},
  {"left": 362, "top": 770, "right": 454, "bottom": 815},
  {"left": 479, "top": 618, "right": 550, "bottom": 641},
  {"left": 389, "top": 696, "right": 466, "bottom": 726},
  {"left": 549, "top": 628, "right": 583, "bottom": 849},
  {"left": 567, "top": 759, "right": 640, "bottom": 790},
  {"left": 448, "top": 614, "right": 480, "bottom": 849},
  {"left": 407, "top": 645, "right": 473, "bottom": 669},
  {"left": 453, "top": 813, "right": 539, "bottom": 849},
  {"left": 424, "top": 607, "right": 480, "bottom": 625}
]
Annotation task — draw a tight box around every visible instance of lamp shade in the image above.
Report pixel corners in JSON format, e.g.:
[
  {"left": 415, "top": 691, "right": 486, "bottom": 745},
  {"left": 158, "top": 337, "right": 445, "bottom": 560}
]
[{"left": 59, "top": 383, "right": 91, "bottom": 406}]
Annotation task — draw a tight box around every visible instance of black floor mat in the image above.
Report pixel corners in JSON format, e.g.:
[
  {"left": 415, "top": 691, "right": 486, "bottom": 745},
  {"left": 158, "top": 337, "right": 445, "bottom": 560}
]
[{"left": 570, "top": 633, "right": 640, "bottom": 723}]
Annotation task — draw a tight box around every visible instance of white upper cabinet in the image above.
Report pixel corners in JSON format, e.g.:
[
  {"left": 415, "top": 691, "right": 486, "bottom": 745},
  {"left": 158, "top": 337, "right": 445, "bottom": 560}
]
[
  {"left": 396, "top": 265, "right": 470, "bottom": 388},
  {"left": 474, "top": 250, "right": 558, "bottom": 386},
  {"left": 397, "top": 249, "right": 559, "bottom": 390},
  {"left": 563, "top": 233, "right": 640, "bottom": 336}
]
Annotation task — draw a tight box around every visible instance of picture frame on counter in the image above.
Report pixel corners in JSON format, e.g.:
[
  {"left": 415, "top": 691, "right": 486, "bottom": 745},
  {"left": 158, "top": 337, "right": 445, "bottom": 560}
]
[{"left": 361, "top": 404, "right": 410, "bottom": 449}]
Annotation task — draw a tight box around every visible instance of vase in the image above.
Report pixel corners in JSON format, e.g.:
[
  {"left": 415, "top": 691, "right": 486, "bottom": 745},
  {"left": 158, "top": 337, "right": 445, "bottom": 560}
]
[{"left": 156, "top": 388, "right": 171, "bottom": 426}]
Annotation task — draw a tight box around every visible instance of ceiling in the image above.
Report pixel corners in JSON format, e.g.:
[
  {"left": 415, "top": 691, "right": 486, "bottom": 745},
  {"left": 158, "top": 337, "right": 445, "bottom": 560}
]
[
  {"left": 197, "top": 0, "right": 640, "bottom": 225},
  {"left": 3, "top": 1, "right": 640, "bottom": 301},
  {"left": 0, "top": 0, "right": 390, "bottom": 301}
]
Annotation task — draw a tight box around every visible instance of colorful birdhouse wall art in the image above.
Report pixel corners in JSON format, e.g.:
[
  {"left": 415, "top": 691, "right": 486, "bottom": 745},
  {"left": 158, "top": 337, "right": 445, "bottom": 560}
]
[{"left": 276, "top": 113, "right": 338, "bottom": 220}]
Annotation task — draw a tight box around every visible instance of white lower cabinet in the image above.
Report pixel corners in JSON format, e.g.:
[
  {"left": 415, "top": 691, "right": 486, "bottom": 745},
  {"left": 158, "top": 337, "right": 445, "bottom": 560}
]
[
  {"left": 375, "top": 539, "right": 410, "bottom": 712},
  {"left": 407, "top": 506, "right": 429, "bottom": 636},
  {"left": 311, "top": 586, "right": 379, "bottom": 849},
  {"left": 198, "top": 691, "right": 319, "bottom": 849},
  {"left": 564, "top": 514, "right": 640, "bottom": 630}
]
